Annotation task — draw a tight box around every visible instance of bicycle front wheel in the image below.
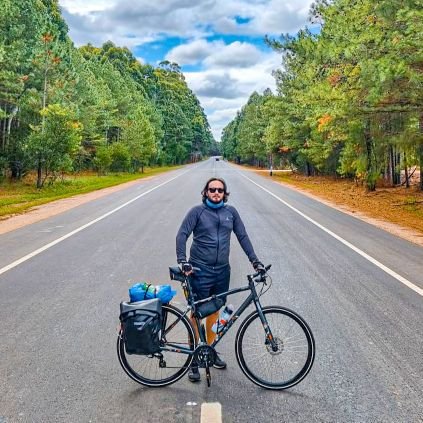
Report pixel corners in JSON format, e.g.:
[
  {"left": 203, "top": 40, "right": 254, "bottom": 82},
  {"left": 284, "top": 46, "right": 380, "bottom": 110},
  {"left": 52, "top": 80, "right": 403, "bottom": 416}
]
[
  {"left": 117, "top": 304, "right": 195, "bottom": 387},
  {"left": 235, "top": 306, "right": 315, "bottom": 390}
]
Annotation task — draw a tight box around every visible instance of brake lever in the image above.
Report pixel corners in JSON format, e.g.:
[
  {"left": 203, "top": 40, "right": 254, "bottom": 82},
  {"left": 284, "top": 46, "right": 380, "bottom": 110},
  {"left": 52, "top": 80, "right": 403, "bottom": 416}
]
[{"left": 253, "top": 272, "right": 267, "bottom": 283}]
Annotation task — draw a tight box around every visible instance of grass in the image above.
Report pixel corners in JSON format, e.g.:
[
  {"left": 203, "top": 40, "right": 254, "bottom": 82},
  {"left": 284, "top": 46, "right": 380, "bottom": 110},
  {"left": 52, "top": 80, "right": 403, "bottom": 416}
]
[
  {"left": 2, "top": 164, "right": 422, "bottom": 237},
  {"left": 0, "top": 166, "right": 180, "bottom": 219}
]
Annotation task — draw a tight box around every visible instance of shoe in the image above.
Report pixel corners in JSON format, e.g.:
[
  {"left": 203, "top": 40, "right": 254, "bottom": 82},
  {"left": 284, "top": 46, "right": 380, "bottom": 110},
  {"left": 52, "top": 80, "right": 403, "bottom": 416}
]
[
  {"left": 213, "top": 354, "right": 227, "bottom": 369},
  {"left": 188, "top": 366, "right": 201, "bottom": 382}
]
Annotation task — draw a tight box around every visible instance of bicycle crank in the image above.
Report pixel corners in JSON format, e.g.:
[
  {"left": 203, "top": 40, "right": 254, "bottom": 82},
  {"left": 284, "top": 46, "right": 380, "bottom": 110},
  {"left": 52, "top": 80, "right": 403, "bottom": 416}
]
[{"left": 194, "top": 345, "right": 217, "bottom": 367}]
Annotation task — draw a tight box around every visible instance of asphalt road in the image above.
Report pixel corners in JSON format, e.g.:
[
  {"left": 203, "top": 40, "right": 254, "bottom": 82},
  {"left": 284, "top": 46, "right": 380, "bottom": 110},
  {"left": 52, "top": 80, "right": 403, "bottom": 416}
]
[{"left": 0, "top": 158, "right": 422, "bottom": 423}]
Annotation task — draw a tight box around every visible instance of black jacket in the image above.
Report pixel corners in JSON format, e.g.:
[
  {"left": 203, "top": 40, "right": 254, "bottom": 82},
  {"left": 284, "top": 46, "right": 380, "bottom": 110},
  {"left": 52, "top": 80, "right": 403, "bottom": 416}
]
[{"left": 176, "top": 203, "right": 258, "bottom": 268}]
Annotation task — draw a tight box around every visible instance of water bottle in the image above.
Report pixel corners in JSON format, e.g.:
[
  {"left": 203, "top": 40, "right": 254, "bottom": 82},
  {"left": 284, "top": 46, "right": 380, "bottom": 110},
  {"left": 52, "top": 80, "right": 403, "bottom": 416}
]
[{"left": 212, "top": 304, "right": 234, "bottom": 333}]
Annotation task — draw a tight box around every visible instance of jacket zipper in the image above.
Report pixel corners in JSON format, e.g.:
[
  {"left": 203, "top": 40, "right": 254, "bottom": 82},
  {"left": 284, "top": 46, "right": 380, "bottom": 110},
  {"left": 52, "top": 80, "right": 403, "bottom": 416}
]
[{"left": 215, "top": 209, "right": 220, "bottom": 266}]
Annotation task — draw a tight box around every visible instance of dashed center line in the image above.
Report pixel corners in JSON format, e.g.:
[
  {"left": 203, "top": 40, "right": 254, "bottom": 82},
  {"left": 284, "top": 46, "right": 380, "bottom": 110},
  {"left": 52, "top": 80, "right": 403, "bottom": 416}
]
[{"left": 201, "top": 402, "right": 222, "bottom": 423}]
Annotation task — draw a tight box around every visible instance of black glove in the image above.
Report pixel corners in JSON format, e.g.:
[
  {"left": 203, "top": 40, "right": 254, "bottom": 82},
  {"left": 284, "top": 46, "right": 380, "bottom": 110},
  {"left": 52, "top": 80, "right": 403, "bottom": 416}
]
[
  {"left": 253, "top": 260, "right": 265, "bottom": 272},
  {"left": 180, "top": 261, "right": 193, "bottom": 274}
]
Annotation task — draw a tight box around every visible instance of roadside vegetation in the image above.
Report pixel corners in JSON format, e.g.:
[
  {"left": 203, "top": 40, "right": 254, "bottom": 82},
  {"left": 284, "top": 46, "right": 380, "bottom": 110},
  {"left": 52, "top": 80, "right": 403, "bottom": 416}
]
[
  {"left": 1, "top": 1, "right": 218, "bottom": 189},
  {"left": 0, "top": 166, "right": 179, "bottom": 218},
  {"left": 263, "top": 170, "right": 423, "bottom": 234},
  {"left": 221, "top": 0, "right": 422, "bottom": 193}
]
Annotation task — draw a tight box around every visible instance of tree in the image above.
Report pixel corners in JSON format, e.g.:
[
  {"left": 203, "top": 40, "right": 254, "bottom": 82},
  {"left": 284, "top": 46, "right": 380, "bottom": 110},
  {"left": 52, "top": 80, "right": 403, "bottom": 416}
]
[
  {"left": 27, "top": 104, "right": 82, "bottom": 187},
  {"left": 121, "top": 107, "right": 157, "bottom": 172}
]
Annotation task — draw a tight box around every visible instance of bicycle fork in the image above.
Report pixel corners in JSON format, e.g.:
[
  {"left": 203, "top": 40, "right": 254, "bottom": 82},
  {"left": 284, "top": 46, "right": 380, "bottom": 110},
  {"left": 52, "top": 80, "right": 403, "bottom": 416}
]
[{"left": 255, "top": 302, "right": 279, "bottom": 352}]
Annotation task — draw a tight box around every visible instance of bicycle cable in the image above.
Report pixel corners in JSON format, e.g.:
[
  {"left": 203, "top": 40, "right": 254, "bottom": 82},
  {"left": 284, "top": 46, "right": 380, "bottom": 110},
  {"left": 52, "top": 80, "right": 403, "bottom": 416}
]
[{"left": 257, "top": 272, "right": 272, "bottom": 297}]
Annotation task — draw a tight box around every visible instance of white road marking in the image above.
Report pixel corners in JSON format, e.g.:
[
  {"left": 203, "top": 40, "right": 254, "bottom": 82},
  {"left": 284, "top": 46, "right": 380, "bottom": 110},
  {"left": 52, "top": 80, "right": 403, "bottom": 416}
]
[
  {"left": 0, "top": 171, "right": 189, "bottom": 276},
  {"left": 241, "top": 173, "right": 423, "bottom": 297},
  {"left": 201, "top": 402, "right": 222, "bottom": 423}
]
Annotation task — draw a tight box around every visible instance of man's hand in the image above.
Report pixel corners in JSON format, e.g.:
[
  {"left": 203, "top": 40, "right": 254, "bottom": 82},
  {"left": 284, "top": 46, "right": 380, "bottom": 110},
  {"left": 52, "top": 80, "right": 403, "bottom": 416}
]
[
  {"left": 180, "top": 261, "right": 193, "bottom": 275},
  {"left": 253, "top": 260, "right": 265, "bottom": 273}
]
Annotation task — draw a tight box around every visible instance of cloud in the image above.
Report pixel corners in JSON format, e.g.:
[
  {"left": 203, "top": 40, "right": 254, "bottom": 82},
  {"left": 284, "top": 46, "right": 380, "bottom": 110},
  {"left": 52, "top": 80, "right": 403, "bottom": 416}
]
[
  {"left": 165, "top": 39, "right": 220, "bottom": 65},
  {"left": 188, "top": 72, "right": 243, "bottom": 99},
  {"left": 61, "top": 0, "right": 314, "bottom": 45},
  {"left": 59, "top": 0, "right": 313, "bottom": 140},
  {"left": 184, "top": 54, "right": 279, "bottom": 140},
  {"left": 249, "top": 0, "right": 312, "bottom": 34},
  {"left": 166, "top": 39, "right": 263, "bottom": 68},
  {"left": 204, "top": 41, "right": 262, "bottom": 68},
  {"left": 60, "top": 0, "right": 112, "bottom": 15}
]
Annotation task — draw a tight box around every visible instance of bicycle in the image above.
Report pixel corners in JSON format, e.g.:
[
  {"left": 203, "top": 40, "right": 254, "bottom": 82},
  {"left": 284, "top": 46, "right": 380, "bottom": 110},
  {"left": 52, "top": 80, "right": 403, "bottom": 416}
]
[{"left": 117, "top": 264, "right": 315, "bottom": 390}]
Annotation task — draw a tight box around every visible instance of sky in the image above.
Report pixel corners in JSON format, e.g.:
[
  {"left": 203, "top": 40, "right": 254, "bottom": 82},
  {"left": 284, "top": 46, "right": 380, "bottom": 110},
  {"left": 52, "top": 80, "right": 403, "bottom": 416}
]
[{"left": 59, "top": 0, "right": 316, "bottom": 141}]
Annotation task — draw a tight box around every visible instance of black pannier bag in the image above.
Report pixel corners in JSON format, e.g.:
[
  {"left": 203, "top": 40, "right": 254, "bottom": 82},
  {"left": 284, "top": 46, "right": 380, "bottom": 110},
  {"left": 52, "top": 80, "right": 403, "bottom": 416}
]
[{"left": 119, "top": 299, "right": 162, "bottom": 355}]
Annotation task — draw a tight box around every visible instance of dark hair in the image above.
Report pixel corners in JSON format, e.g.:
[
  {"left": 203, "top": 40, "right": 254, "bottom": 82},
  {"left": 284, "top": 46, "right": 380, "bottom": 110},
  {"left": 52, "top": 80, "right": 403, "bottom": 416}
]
[{"left": 201, "top": 177, "right": 230, "bottom": 203}]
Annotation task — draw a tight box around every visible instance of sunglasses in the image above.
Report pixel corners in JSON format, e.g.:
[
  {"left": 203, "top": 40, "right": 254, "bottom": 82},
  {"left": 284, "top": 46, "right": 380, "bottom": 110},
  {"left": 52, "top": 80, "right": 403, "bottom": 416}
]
[{"left": 208, "top": 187, "right": 224, "bottom": 193}]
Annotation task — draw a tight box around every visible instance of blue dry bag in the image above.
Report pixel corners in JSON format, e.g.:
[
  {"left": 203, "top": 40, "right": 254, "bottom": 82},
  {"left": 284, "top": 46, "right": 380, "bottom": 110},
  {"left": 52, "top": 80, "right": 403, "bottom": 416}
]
[{"left": 129, "top": 282, "right": 176, "bottom": 304}]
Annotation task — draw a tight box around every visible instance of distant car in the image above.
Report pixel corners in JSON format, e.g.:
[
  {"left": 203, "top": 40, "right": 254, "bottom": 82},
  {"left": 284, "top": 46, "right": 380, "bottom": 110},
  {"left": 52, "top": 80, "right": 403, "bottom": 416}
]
[{"left": 215, "top": 157, "right": 220, "bottom": 161}]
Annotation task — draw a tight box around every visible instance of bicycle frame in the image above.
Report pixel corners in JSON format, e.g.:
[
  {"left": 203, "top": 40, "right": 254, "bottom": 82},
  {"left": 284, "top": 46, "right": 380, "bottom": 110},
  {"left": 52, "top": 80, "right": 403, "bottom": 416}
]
[
  {"left": 161, "top": 270, "right": 277, "bottom": 355},
  {"left": 119, "top": 263, "right": 315, "bottom": 390}
]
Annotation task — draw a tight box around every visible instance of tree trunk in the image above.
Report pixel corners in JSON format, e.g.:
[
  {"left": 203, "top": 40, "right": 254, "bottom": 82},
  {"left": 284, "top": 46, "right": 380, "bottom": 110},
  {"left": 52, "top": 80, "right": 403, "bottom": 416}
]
[
  {"left": 305, "top": 161, "right": 311, "bottom": 177},
  {"left": 2, "top": 109, "right": 7, "bottom": 151},
  {"left": 420, "top": 114, "right": 423, "bottom": 191},
  {"left": 388, "top": 145, "right": 395, "bottom": 187},
  {"left": 395, "top": 151, "right": 401, "bottom": 185},
  {"left": 404, "top": 151, "right": 409, "bottom": 188},
  {"left": 7, "top": 106, "right": 19, "bottom": 138},
  {"left": 37, "top": 159, "right": 43, "bottom": 189},
  {"left": 365, "top": 120, "right": 376, "bottom": 191}
]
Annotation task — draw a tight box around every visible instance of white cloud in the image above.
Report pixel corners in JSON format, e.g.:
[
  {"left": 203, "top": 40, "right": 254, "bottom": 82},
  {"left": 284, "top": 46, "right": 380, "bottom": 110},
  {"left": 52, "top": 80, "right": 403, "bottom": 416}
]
[
  {"left": 60, "top": 0, "right": 112, "bottom": 15},
  {"left": 166, "top": 39, "right": 221, "bottom": 65},
  {"left": 166, "top": 40, "right": 263, "bottom": 68},
  {"left": 204, "top": 41, "right": 262, "bottom": 68},
  {"left": 61, "top": 0, "right": 314, "bottom": 44},
  {"left": 59, "top": 0, "right": 313, "bottom": 140},
  {"left": 249, "top": 0, "right": 312, "bottom": 34},
  {"left": 184, "top": 50, "right": 280, "bottom": 140}
]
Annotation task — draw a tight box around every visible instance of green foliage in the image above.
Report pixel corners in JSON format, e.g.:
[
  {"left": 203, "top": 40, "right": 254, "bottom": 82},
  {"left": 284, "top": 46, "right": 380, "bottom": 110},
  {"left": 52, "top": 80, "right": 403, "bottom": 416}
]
[
  {"left": 0, "top": 2, "right": 213, "bottom": 185},
  {"left": 221, "top": 91, "right": 273, "bottom": 165},
  {"left": 26, "top": 104, "right": 82, "bottom": 187},
  {"left": 93, "top": 145, "right": 112, "bottom": 174},
  {"left": 225, "top": 0, "right": 423, "bottom": 189},
  {"left": 0, "top": 166, "right": 180, "bottom": 217},
  {"left": 121, "top": 106, "right": 157, "bottom": 171},
  {"left": 109, "top": 142, "right": 131, "bottom": 172}
]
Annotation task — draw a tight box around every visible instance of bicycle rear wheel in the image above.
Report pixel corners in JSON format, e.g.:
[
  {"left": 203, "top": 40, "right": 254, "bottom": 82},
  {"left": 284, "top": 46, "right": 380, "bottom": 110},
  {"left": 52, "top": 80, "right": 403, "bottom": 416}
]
[
  {"left": 117, "top": 304, "right": 195, "bottom": 387},
  {"left": 235, "top": 306, "right": 315, "bottom": 390}
]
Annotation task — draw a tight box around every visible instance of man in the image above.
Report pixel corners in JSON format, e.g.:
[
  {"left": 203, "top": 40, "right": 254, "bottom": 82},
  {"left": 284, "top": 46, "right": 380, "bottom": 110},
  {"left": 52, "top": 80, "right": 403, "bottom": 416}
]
[{"left": 176, "top": 177, "right": 264, "bottom": 382}]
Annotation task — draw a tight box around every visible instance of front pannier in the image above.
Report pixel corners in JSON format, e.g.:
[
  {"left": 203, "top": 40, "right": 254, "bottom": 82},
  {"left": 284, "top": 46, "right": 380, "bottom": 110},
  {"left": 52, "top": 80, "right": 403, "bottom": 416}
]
[{"left": 119, "top": 299, "right": 162, "bottom": 355}]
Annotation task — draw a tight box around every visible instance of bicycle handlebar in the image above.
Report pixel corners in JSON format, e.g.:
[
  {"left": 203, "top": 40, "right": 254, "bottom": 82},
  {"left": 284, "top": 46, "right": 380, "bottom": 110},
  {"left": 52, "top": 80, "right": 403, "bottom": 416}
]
[
  {"left": 250, "top": 264, "right": 272, "bottom": 282},
  {"left": 170, "top": 264, "right": 271, "bottom": 283}
]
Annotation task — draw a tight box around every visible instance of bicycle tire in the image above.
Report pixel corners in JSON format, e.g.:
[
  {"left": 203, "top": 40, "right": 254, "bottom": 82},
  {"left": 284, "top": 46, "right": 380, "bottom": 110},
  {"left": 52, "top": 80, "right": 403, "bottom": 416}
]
[
  {"left": 117, "top": 303, "right": 195, "bottom": 387},
  {"left": 235, "top": 306, "right": 315, "bottom": 390}
]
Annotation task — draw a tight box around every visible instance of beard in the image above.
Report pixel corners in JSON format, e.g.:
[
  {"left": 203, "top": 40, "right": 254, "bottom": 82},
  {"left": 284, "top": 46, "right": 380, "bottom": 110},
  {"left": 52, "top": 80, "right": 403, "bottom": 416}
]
[{"left": 208, "top": 196, "right": 223, "bottom": 204}]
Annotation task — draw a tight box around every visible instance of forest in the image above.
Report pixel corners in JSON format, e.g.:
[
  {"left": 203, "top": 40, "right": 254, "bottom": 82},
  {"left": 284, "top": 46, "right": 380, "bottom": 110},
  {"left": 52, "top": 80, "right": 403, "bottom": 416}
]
[
  {"left": 0, "top": 0, "right": 216, "bottom": 188},
  {"left": 220, "top": 0, "right": 423, "bottom": 191}
]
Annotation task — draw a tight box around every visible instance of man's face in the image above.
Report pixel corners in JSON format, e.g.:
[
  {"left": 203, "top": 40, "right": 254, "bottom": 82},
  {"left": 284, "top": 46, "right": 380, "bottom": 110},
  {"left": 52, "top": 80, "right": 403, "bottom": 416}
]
[{"left": 207, "top": 180, "right": 225, "bottom": 203}]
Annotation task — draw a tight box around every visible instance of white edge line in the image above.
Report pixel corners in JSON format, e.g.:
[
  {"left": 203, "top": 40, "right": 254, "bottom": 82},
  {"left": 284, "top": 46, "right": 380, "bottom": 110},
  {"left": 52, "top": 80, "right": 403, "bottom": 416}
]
[
  {"left": 240, "top": 173, "right": 423, "bottom": 297},
  {"left": 0, "top": 170, "right": 189, "bottom": 276}
]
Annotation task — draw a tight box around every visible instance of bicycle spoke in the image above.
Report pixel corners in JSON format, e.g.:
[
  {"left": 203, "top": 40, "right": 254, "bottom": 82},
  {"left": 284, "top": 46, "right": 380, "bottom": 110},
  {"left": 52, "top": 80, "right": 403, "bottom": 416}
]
[
  {"left": 236, "top": 307, "right": 314, "bottom": 389},
  {"left": 118, "top": 304, "right": 195, "bottom": 387}
]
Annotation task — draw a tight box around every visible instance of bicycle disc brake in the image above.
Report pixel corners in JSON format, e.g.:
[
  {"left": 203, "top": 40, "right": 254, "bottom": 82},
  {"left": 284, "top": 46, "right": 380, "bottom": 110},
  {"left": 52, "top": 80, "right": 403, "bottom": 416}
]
[{"left": 265, "top": 336, "right": 283, "bottom": 355}]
